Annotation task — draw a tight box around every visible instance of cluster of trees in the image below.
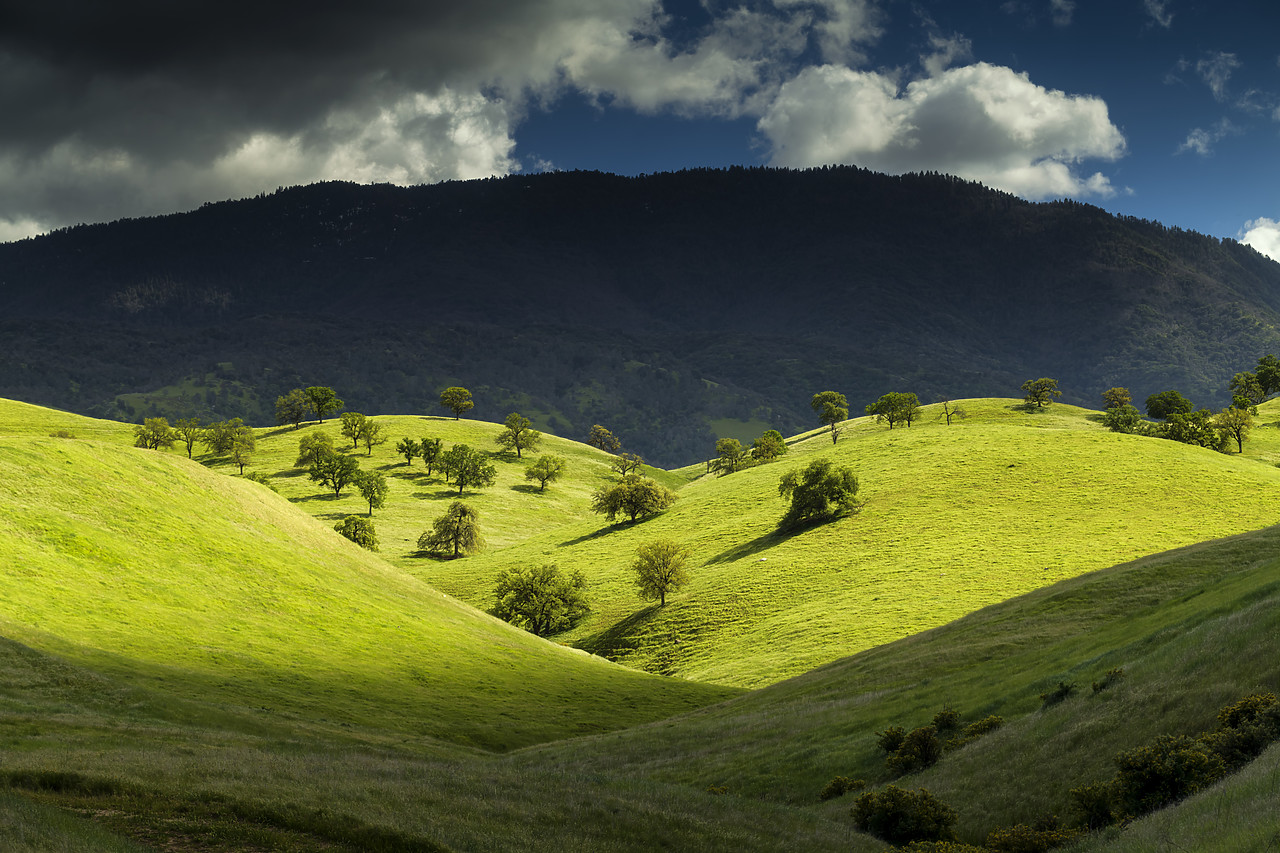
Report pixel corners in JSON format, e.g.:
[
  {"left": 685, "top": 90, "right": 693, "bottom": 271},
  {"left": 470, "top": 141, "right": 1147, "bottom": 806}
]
[
  {"left": 1097, "top": 354, "right": 1273, "bottom": 454},
  {"left": 134, "top": 415, "right": 257, "bottom": 473},
  {"left": 275, "top": 386, "right": 344, "bottom": 427},
  {"left": 708, "top": 429, "right": 788, "bottom": 477}
]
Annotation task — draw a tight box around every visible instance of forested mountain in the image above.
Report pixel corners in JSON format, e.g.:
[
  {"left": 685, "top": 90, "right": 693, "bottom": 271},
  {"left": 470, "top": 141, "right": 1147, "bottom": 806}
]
[{"left": 3, "top": 166, "right": 1279, "bottom": 465}]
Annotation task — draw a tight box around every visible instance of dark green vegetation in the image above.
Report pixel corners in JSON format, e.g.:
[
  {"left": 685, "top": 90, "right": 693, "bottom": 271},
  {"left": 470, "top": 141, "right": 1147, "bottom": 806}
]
[
  {"left": 5, "top": 167, "right": 1280, "bottom": 466},
  {"left": 5, "top": 394, "right": 1280, "bottom": 851}
]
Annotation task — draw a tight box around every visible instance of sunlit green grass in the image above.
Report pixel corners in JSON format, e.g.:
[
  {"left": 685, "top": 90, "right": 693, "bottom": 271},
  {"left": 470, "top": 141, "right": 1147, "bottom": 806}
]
[
  {"left": 434, "top": 399, "right": 1280, "bottom": 687},
  {"left": 0, "top": 400, "right": 736, "bottom": 754}
]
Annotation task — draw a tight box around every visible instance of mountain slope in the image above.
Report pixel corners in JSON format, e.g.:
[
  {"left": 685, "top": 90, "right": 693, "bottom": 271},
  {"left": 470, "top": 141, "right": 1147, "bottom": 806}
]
[{"left": 4, "top": 167, "right": 1280, "bottom": 465}]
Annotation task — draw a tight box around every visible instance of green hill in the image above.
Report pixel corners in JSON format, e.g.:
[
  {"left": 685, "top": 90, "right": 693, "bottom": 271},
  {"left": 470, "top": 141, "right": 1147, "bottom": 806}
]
[
  {"left": 5, "top": 396, "right": 1280, "bottom": 851},
  {"left": 0, "top": 399, "right": 736, "bottom": 753},
  {"left": 257, "top": 399, "right": 1280, "bottom": 689}
]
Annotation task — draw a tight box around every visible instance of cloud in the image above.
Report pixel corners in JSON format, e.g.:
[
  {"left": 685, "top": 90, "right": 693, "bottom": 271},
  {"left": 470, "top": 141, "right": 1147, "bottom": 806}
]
[
  {"left": 1195, "top": 52, "right": 1241, "bottom": 101},
  {"left": 1143, "top": 0, "right": 1175, "bottom": 28},
  {"left": 1241, "top": 218, "right": 1280, "bottom": 262},
  {"left": 0, "top": 0, "right": 1126, "bottom": 237},
  {"left": 1175, "top": 118, "right": 1239, "bottom": 155},
  {"left": 1050, "top": 0, "right": 1076, "bottom": 27},
  {"left": 757, "top": 62, "right": 1126, "bottom": 199}
]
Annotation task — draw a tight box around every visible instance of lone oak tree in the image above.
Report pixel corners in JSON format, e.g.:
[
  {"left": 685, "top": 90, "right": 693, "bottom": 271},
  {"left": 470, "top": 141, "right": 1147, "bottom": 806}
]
[
  {"left": 1021, "top": 377, "right": 1061, "bottom": 408},
  {"left": 439, "top": 387, "right": 474, "bottom": 419},
  {"left": 811, "top": 391, "right": 848, "bottom": 443},
  {"left": 525, "top": 455, "right": 566, "bottom": 491},
  {"left": 418, "top": 501, "right": 483, "bottom": 558},
  {"left": 493, "top": 564, "right": 589, "bottom": 636},
  {"left": 778, "top": 459, "right": 860, "bottom": 530},
  {"left": 631, "top": 540, "right": 691, "bottom": 606},
  {"left": 591, "top": 474, "right": 678, "bottom": 523},
  {"left": 496, "top": 412, "right": 542, "bottom": 459}
]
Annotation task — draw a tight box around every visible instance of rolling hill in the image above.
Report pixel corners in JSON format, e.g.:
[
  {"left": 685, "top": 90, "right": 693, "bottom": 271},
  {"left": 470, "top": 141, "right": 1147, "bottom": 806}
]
[{"left": 3, "top": 396, "right": 1280, "bottom": 851}]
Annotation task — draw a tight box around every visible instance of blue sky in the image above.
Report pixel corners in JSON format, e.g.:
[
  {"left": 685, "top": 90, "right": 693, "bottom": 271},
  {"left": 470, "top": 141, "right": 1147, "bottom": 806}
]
[{"left": 1, "top": 1, "right": 1277, "bottom": 258}]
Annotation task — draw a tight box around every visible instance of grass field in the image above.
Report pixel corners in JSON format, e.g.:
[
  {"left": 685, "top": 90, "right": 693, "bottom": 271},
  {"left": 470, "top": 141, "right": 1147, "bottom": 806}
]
[{"left": 4, "top": 394, "right": 1280, "bottom": 851}]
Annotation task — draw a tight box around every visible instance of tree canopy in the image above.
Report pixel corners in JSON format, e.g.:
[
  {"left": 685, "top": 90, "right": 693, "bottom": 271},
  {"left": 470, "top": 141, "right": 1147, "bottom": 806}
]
[
  {"left": 334, "top": 515, "right": 378, "bottom": 551},
  {"left": 866, "top": 392, "right": 921, "bottom": 429},
  {"left": 496, "top": 412, "right": 542, "bottom": 459},
  {"left": 1146, "top": 390, "right": 1194, "bottom": 420},
  {"left": 493, "top": 564, "right": 589, "bottom": 636},
  {"left": 1101, "top": 387, "right": 1132, "bottom": 410},
  {"left": 133, "top": 417, "right": 175, "bottom": 450},
  {"left": 631, "top": 540, "right": 692, "bottom": 606},
  {"left": 275, "top": 389, "right": 309, "bottom": 429},
  {"left": 305, "top": 386, "right": 343, "bottom": 423},
  {"left": 750, "top": 429, "right": 788, "bottom": 462},
  {"left": 1021, "top": 378, "right": 1061, "bottom": 409},
  {"left": 295, "top": 432, "right": 334, "bottom": 468},
  {"left": 439, "top": 387, "right": 474, "bottom": 419},
  {"left": 340, "top": 412, "right": 367, "bottom": 448},
  {"left": 308, "top": 448, "right": 360, "bottom": 497},
  {"left": 418, "top": 501, "right": 483, "bottom": 558},
  {"left": 440, "top": 444, "right": 497, "bottom": 495},
  {"left": 778, "top": 459, "right": 860, "bottom": 529},
  {"left": 587, "top": 424, "right": 622, "bottom": 454},
  {"left": 810, "top": 391, "right": 848, "bottom": 443},
  {"left": 524, "top": 455, "right": 566, "bottom": 492},
  {"left": 710, "top": 437, "right": 748, "bottom": 476},
  {"left": 591, "top": 474, "right": 678, "bottom": 524},
  {"left": 355, "top": 470, "right": 388, "bottom": 516}
]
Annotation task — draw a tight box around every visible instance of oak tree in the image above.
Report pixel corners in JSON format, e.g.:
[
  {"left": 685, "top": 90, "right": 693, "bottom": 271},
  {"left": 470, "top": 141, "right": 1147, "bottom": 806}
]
[
  {"left": 631, "top": 540, "right": 691, "bottom": 606},
  {"left": 591, "top": 474, "right": 678, "bottom": 524},
  {"left": 811, "top": 391, "right": 848, "bottom": 443},
  {"left": 493, "top": 564, "right": 589, "bottom": 636},
  {"left": 496, "top": 412, "right": 542, "bottom": 459},
  {"left": 525, "top": 455, "right": 566, "bottom": 491},
  {"left": 439, "top": 387, "right": 474, "bottom": 419},
  {"left": 418, "top": 501, "right": 483, "bottom": 558}
]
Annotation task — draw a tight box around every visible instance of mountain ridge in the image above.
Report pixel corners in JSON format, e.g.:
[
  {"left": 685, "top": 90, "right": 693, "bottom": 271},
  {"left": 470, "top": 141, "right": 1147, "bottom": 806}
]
[{"left": 4, "top": 166, "right": 1279, "bottom": 466}]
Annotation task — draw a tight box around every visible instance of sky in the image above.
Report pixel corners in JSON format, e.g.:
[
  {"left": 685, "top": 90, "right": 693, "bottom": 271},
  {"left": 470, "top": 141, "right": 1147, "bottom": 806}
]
[{"left": 1, "top": 1, "right": 1277, "bottom": 260}]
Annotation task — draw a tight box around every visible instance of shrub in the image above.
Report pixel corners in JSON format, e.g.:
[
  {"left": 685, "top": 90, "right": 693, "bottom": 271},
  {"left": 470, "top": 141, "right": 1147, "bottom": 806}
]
[
  {"left": 241, "top": 470, "right": 279, "bottom": 492},
  {"left": 851, "top": 785, "right": 957, "bottom": 845},
  {"left": 899, "top": 843, "right": 986, "bottom": 853},
  {"left": 932, "top": 707, "right": 961, "bottom": 733},
  {"left": 48, "top": 429, "right": 76, "bottom": 438},
  {"left": 1069, "top": 782, "right": 1116, "bottom": 830},
  {"left": 887, "top": 726, "right": 943, "bottom": 774},
  {"left": 1214, "top": 692, "right": 1277, "bottom": 730},
  {"left": 1111, "top": 734, "right": 1226, "bottom": 818},
  {"left": 818, "top": 776, "right": 865, "bottom": 801},
  {"left": 947, "top": 715, "right": 1004, "bottom": 750},
  {"left": 984, "top": 820, "right": 1079, "bottom": 852},
  {"left": 1091, "top": 668, "right": 1125, "bottom": 694},
  {"left": 1039, "top": 681, "right": 1077, "bottom": 709},
  {"left": 876, "top": 725, "right": 907, "bottom": 754}
]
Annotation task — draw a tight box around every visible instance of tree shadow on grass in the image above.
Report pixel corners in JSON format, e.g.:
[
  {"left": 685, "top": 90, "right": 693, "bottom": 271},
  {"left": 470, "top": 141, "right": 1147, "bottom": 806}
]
[
  {"left": 510, "top": 484, "right": 545, "bottom": 495},
  {"left": 578, "top": 605, "right": 664, "bottom": 660},
  {"left": 413, "top": 489, "right": 465, "bottom": 500},
  {"left": 705, "top": 529, "right": 786, "bottom": 565},
  {"left": 559, "top": 524, "right": 626, "bottom": 547}
]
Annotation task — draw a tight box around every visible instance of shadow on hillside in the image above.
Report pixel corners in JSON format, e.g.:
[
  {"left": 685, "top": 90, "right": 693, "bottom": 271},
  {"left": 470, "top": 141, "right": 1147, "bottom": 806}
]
[
  {"left": 577, "top": 605, "right": 663, "bottom": 660},
  {"left": 559, "top": 524, "right": 628, "bottom": 547},
  {"left": 510, "top": 484, "right": 545, "bottom": 495},
  {"left": 706, "top": 530, "right": 785, "bottom": 565},
  {"left": 263, "top": 425, "right": 310, "bottom": 439},
  {"left": 273, "top": 467, "right": 306, "bottom": 478},
  {"left": 415, "top": 489, "right": 465, "bottom": 500}
]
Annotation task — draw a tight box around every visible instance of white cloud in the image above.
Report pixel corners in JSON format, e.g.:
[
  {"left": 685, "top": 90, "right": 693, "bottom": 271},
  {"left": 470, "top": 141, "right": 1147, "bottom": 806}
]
[
  {"left": 1143, "top": 0, "right": 1174, "bottom": 28},
  {"left": 921, "top": 32, "right": 974, "bottom": 77},
  {"left": 1175, "top": 118, "right": 1239, "bottom": 155},
  {"left": 1241, "top": 218, "right": 1280, "bottom": 262},
  {"left": 1195, "top": 52, "right": 1241, "bottom": 101},
  {"left": 758, "top": 61, "right": 1125, "bottom": 199}
]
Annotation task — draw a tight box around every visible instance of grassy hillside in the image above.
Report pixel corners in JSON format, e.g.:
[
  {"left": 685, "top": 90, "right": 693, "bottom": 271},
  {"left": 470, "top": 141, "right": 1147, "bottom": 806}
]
[
  {"left": 362, "top": 399, "right": 1280, "bottom": 688},
  {"left": 6, "top": 396, "right": 1280, "bottom": 851},
  {"left": 0, "top": 399, "right": 736, "bottom": 754}
]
